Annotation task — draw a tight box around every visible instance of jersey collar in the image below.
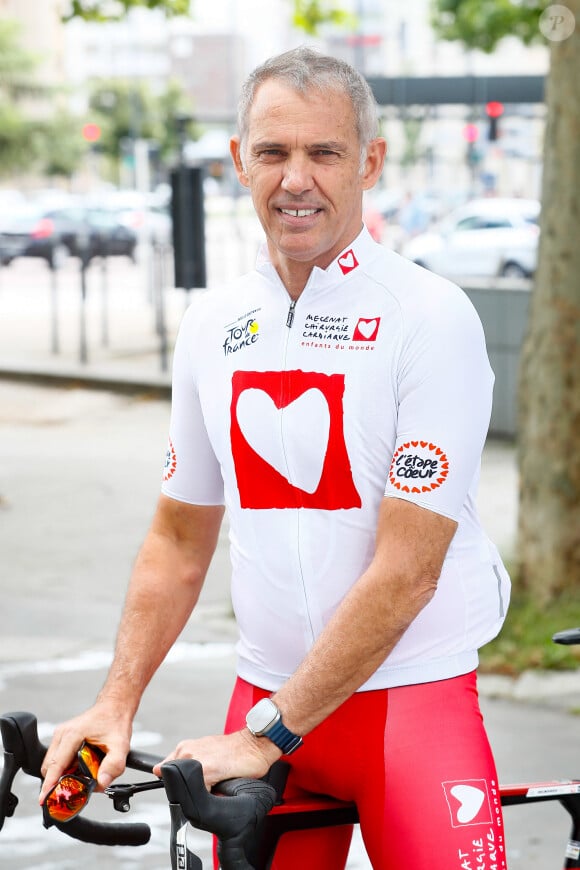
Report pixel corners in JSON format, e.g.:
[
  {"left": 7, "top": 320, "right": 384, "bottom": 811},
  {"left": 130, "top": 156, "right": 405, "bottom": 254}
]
[{"left": 255, "top": 224, "right": 380, "bottom": 293}]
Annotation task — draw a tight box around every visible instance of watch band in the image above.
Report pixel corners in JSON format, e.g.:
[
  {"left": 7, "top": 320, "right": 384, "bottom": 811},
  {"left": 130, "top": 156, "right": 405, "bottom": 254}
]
[{"left": 264, "top": 718, "right": 303, "bottom": 755}]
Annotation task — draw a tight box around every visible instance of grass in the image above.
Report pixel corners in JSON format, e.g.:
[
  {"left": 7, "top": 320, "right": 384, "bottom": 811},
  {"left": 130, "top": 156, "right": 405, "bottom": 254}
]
[{"left": 479, "top": 591, "right": 580, "bottom": 675}]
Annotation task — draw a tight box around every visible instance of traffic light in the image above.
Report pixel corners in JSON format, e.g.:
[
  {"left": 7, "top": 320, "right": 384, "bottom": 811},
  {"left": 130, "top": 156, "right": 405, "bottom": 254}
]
[
  {"left": 486, "top": 101, "right": 504, "bottom": 142},
  {"left": 81, "top": 123, "right": 101, "bottom": 144}
]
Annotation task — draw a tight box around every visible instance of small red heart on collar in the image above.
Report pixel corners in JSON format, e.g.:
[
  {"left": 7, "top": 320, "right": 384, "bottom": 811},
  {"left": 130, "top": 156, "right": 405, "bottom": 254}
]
[{"left": 338, "top": 249, "right": 359, "bottom": 274}]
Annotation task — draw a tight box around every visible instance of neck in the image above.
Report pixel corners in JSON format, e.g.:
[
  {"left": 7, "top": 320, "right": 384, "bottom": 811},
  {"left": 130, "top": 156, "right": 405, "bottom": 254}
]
[{"left": 275, "top": 262, "right": 312, "bottom": 300}]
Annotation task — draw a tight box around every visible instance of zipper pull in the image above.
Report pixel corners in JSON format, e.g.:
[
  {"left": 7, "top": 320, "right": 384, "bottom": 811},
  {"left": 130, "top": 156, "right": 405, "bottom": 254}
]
[{"left": 286, "top": 299, "right": 296, "bottom": 328}]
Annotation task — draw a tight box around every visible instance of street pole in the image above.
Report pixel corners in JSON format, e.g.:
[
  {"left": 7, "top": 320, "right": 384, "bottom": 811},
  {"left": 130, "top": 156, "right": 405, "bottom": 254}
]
[
  {"left": 49, "top": 262, "right": 60, "bottom": 355},
  {"left": 77, "top": 227, "right": 91, "bottom": 364}
]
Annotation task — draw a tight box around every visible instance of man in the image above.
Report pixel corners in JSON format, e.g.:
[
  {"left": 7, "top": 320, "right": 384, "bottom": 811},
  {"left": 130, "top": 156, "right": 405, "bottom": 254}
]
[{"left": 40, "top": 48, "right": 510, "bottom": 868}]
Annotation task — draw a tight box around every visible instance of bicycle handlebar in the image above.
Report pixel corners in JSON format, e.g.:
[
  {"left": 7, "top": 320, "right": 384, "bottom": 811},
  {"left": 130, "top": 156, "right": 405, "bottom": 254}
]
[
  {"left": 1, "top": 711, "right": 280, "bottom": 867},
  {"left": 0, "top": 711, "right": 151, "bottom": 846},
  {"left": 553, "top": 628, "right": 580, "bottom": 645}
]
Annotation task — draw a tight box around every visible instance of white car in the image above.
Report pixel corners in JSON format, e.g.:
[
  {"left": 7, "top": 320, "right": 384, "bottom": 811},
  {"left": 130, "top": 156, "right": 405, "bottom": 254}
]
[{"left": 401, "top": 198, "right": 540, "bottom": 280}]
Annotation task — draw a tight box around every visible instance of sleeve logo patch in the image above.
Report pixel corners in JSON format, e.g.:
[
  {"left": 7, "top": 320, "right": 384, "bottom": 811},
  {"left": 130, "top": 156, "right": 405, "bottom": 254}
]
[
  {"left": 388, "top": 441, "right": 449, "bottom": 493},
  {"left": 163, "top": 438, "right": 177, "bottom": 482}
]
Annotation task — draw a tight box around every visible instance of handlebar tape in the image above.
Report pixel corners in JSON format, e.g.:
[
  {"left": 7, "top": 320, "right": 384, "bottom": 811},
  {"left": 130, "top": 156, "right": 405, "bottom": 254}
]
[
  {"left": 161, "top": 759, "right": 277, "bottom": 870},
  {"left": 50, "top": 814, "right": 151, "bottom": 846},
  {"left": 552, "top": 627, "right": 580, "bottom": 645}
]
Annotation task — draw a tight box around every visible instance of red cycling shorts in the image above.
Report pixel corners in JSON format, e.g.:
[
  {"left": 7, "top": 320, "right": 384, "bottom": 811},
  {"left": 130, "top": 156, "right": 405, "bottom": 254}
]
[{"left": 220, "top": 671, "right": 507, "bottom": 870}]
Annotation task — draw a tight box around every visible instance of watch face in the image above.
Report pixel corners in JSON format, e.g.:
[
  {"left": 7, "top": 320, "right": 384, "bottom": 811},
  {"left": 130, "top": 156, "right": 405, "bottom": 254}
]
[{"left": 247, "top": 698, "right": 279, "bottom": 734}]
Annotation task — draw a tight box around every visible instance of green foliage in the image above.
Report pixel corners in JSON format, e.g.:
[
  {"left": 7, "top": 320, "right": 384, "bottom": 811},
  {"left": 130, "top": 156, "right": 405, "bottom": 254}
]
[
  {"left": 479, "top": 589, "right": 580, "bottom": 674},
  {"left": 89, "top": 78, "right": 194, "bottom": 171},
  {"left": 0, "top": 20, "right": 42, "bottom": 100},
  {"left": 64, "top": 0, "right": 355, "bottom": 36},
  {"left": 0, "top": 18, "right": 88, "bottom": 178},
  {"left": 41, "top": 112, "right": 87, "bottom": 177},
  {"left": 0, "top": 20, "right": 46, "bottom": 177},
  {"left": 430, "top": 0, "right": 548, "bottom": 53},
  {"left": 401, "top": 112, "right": 425, "bottom": 167},
  {"left": 63, "top": 0, "right": 191, "bottom": 23},
  {"left": 292, "top": 0, "right": 356, "bottom": 35}
]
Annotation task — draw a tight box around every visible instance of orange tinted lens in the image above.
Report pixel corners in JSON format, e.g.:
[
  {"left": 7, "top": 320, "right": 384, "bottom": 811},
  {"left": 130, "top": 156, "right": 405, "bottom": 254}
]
[
  {"left": 45, "top": 775, "right": 90, "bottom": 822},
  {"left": 78, "top": 743, "right": 102, "bottom": 779}
]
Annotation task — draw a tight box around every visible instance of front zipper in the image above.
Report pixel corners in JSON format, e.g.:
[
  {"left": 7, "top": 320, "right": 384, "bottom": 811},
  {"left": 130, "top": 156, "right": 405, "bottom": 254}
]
[
  {"left": 281, "top": 294, "right": 316, "bottom": 645},
  {"left": 286, "top": 299, "right": 296, "bottom": 328}
]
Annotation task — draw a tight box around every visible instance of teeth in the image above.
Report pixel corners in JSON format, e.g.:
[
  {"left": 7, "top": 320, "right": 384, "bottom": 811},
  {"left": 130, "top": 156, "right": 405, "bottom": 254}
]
[{"left": 281, "top": 209, "right": 318, "bottom": 217}]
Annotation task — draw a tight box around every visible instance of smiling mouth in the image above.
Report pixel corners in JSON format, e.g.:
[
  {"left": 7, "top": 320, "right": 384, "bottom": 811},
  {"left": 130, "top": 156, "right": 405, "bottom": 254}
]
[{"left": 279, "top": 208, "right": 321, "bottom": 217}]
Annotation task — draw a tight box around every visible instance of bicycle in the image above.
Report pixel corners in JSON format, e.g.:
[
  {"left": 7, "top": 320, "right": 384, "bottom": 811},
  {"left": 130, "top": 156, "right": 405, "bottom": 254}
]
[{"left": 1, "top": 628, "right": 580, "bottom": 869}]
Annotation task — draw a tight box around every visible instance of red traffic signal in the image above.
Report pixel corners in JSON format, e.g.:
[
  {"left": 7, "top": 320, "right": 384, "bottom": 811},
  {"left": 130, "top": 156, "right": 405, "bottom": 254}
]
[
  {"left": 486, "top": 101, "right": 504, "bottom": 119},
  {"left": 82, "top": 123, "right": 102, "bottom": 143}
]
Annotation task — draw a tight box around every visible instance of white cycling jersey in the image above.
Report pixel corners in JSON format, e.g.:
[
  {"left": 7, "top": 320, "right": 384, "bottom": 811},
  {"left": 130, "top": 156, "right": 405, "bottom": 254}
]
[{"left": 162, "top": 226, "right": 510, "bottom": 691}]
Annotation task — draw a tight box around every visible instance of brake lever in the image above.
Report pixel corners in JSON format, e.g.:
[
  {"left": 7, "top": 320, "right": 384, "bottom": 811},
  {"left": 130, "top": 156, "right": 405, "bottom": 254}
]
[
  {"left": 0, "top": 750, "right": 20, "bottom": 830},
  {"left": 105, "top": 779, "right": 165, "bottom": 813}
]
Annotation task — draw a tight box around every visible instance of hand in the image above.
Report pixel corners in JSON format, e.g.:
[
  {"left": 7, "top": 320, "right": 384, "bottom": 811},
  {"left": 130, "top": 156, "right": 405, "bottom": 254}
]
[
  {"left": 39, "top": 702, "right": 133, "bottom": 804},
  {"left": 153, "top": 729, "right": 282, "bottom": 789}
]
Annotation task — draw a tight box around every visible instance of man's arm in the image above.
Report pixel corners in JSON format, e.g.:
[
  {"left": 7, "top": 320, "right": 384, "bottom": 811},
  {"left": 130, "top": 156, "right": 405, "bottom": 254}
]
[
  {"left": 272, "top": 496, "right": 456, "bottom": 731},
  {"left": 158, "top": 496, "right": 456, "bottom": 785},
  {"left": 39, "top": 495, "right": 224, "bottom": 799}
]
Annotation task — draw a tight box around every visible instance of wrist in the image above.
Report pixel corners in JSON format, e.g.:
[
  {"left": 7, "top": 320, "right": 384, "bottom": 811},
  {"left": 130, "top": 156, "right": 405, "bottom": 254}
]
[
  {"left": 242, "top": 727, "right": 284, "bottom": 765},
  {"left": 245, "top": 698, "right": 303, "bottom": 756}
]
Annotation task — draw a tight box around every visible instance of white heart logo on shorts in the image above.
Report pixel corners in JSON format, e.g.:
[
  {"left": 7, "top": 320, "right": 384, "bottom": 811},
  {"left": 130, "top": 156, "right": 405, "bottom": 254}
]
[
  {"left": 450, "top": 785, "right": 485, "bottom": 823},
  {"left": 236, "top": 388, "right": 329, "bottom": 493}
]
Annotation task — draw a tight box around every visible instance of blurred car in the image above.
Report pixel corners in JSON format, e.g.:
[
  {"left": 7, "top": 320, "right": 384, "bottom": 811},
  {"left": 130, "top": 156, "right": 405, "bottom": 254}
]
[
  {"left": 89, "top": 190, "right": 172, "bottom": 245},
  {"left": 0, "top": 205, "right": 70, "bottom": 269},
  {"left": 401, "top": 198, "right": 540, "bottom": 280},
  {"left": 0, "top": 204, "right": 138, "bottom": 268}
]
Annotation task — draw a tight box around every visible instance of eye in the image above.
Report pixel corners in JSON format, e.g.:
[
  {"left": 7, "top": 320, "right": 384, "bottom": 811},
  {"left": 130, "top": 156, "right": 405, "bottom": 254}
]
[
  {"left": 255, "top": 148, "right": 285, "bottom": 161},
  {"left": 311, "top": 149, "right": 341, "bottom": 161}
]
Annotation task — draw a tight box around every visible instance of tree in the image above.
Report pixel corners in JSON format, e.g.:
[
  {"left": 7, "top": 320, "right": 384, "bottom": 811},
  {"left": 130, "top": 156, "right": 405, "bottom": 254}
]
[
  {"left": 0, "top": 19, "right": 43, "bottom": 175},
  {"left": 64, "top": 0, "right": 355, "bottom": 33},
  {"left": 0, "top": 19, "right": 87, "bottom": 179},
  {"left": 89, "top": 79, "right": 194, "bottom": 181},
  {"left": 291, "top": 0, "right": 355, "bottom": 34},
  {"left": 432, "top": 0, "right": 580, "bottom": 604},
  {"left": 63, "top": 0, "right": 190, "bottom": 22}
]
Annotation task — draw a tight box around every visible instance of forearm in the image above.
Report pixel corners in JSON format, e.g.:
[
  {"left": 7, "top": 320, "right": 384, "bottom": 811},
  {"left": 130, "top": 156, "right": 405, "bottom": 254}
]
[
  {"left": 272, "top": 498, "right": 457, "bottom": 736},
  {"left": 98, "top": 498, "right": 225, "bottom": 719},
  {"left": 97, "top": 534, "right": 201, "bottom": 716},
  {"left": 272, "top": 562, "right": 436, "bottom": 735}
]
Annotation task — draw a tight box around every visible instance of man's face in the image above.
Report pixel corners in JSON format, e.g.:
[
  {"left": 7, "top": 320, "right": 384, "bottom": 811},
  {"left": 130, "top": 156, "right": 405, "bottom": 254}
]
[{"left": 231, "top": 80, "right": 385, "bottom": 274}]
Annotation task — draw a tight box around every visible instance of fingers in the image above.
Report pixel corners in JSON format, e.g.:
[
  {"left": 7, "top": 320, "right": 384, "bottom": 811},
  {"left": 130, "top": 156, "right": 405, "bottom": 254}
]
[
  {"left": 39, "top": 731, "right": 80, "bottom": 803},
  {"left": 153, "top": 732, "right": 274, "bottom": 789},
  {"left": 38, "top": 710, "right": 132, "bottom": 804},
  {"left": 95, "top": 747, "right": 127, "bottom": 790}
]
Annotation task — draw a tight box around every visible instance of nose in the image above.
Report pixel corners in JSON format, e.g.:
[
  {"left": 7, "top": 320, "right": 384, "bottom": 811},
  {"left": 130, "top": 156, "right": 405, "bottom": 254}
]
[{"left": 281, "top": 153, "right": 314, "bottom": 195}]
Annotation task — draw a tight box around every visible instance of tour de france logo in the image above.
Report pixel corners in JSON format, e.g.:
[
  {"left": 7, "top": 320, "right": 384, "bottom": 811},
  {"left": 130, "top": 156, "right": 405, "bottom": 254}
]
[{"left": 388, "top": 440, "right": 449, "bottom": 494}]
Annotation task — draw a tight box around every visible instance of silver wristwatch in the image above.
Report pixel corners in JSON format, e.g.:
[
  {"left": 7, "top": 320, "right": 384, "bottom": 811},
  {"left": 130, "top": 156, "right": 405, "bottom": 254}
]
[{"left": 245, "top": 698, "right": 303, "bottom": 755}]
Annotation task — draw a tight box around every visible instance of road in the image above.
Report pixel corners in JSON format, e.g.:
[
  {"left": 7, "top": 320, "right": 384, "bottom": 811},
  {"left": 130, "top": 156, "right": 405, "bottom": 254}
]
[{"left": 0, "top": 376, "right": 575, "bottom": 868}]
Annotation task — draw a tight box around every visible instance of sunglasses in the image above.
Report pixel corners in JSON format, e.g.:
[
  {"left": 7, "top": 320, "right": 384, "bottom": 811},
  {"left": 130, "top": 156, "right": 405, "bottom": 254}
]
[{"left": 43, "top": 742, "right": 105, "bottom": 824}]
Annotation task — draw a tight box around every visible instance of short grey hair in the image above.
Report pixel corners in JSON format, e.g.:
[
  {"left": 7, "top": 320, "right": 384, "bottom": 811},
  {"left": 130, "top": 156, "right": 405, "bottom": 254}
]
[{"left": 237, "top": 46, "right": 379, "bottom": 171}]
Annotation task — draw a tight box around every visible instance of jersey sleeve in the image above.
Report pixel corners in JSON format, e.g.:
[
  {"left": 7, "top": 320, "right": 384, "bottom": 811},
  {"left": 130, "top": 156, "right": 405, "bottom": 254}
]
[
  {"left": 161, "top": 303, "right": 225, "bottom": 505},
  {"left": 384, "top": 284, "right": 493, "bottom": 521}
]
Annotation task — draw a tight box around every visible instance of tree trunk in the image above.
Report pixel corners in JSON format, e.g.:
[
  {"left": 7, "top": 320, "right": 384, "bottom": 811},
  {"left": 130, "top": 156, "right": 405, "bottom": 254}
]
[{"left": 517, "top": 0, "right": 580, "bottom": 603}]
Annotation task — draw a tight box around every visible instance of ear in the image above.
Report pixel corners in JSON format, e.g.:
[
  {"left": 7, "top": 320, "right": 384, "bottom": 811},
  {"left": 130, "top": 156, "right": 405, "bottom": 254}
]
[
  {"left": 230, "top": 136, "right": 250, "bottom": 188},
  {"left": 361, "top": 137, "right": 387, "bottom": 191}
]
